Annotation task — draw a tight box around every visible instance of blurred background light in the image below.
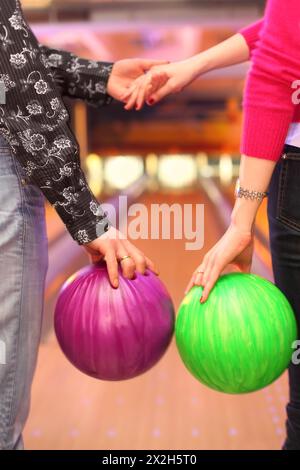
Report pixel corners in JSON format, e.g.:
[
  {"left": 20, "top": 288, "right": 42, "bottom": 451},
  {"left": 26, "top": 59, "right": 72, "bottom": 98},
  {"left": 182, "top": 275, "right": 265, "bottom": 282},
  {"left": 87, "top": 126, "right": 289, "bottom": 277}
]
[
  {"left": 158, "top": 154, "right": 197, "bottom": 189},
  {"left": 85, "top": 153, "right": 103, "bottom": 197},
  {"left": 219, "top": 153, "right": 234, "bottom": 185},
  {"left": 104, "top": 156, "right": 144, "bottom": 189},
  {"left": 145, "top": 153, "right": 159, "bottom": 178},
  {"left": 23, "top": 0, "right": 52, "bottom": 9}
]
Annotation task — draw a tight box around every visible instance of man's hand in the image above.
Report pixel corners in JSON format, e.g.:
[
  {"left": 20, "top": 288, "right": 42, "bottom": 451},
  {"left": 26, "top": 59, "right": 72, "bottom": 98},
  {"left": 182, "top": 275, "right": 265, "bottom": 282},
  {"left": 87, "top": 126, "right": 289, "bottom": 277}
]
[
  {"left": 107, "top": 58, "right": 169, "bottom": 103},
  {"left": 83, "top": 227, "right": 159, "bottom": 288}
]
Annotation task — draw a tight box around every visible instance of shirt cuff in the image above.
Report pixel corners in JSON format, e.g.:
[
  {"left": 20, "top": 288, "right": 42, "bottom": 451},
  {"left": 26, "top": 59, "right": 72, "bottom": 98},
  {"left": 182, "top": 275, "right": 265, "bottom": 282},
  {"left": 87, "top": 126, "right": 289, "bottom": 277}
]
[
  {"left": 63, "top": 189, "right": 111, "bottom": 244},
  {"left": 68, "top": 60, "right": 114, "bottom": 107},
  {"left": 71, "top": 217, "right": 111, "bottom": 245},
  {"left": 85, "top": 60, "right": 114, "bottom": 107}
]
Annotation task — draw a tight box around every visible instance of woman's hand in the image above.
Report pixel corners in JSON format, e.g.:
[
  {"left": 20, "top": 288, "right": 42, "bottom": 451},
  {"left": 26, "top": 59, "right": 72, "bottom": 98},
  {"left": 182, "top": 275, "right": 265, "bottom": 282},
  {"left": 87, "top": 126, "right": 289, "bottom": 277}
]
[
  {"left": 83, "top": 227, "right": 159, "bottom": 288},
  {"left": 106, "top": 58, "right": 169, "bottom": 103},
  {"left": 186, "top": 223, "right": 254, "bottom": 303},
  {"left": 122, "top": 68, "right": 170, "bottom": 111},
  {"left": 122, "top": 59, "right": 199, "bottom": 110},
  {"left": 121, "top": 32, "right": 252, "bottom": 110},
  {"left": 186, "top": 154, "right": 276, "bottom": 302}
]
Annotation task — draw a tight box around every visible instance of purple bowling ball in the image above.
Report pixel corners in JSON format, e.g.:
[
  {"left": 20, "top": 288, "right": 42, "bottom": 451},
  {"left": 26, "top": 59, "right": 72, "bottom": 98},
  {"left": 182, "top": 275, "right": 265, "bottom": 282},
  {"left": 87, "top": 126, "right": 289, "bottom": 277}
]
[{"left": 54, "top": 263, "right": 175, "bottom": 381}]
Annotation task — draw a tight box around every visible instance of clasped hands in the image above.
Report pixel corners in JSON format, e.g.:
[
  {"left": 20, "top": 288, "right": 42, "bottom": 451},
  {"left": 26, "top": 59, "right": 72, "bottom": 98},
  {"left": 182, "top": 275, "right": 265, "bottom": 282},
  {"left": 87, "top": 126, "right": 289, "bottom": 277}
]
[{"left": 107, "top": 58, "right": 196, "bottom": 110}]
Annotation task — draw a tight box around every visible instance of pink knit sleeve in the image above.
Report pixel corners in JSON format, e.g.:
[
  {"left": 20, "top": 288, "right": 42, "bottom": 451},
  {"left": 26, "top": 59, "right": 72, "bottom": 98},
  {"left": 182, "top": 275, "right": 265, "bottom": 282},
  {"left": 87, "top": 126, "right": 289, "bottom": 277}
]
[
  {"left": 239, "top": 19, "right": 264, "bottom": 58},
  {"left": 241, "top": 0, "right": 300, "bottom": 161}
]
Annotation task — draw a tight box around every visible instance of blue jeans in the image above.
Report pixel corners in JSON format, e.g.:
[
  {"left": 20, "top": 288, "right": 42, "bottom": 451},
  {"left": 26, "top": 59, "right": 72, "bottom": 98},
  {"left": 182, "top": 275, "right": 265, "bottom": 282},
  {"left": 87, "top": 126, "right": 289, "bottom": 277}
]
[
  {"left": 268, "top": 144, "right": 300, "bottom": 450},
  {"left": 0, "top": 134, "right": 48, "bottom": 449}
]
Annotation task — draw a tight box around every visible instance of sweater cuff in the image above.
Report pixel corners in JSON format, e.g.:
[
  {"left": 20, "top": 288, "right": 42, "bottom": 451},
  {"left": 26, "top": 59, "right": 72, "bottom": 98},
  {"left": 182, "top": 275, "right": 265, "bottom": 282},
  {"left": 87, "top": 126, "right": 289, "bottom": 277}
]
[
  {"left": 238, "top": 20, "right": 263, "bottom": 58},
  {"left": 239, "top": 26, "right": 259, "bottom": 48},
  {"left": 241, "top": 106, "right": 292, "bottom": 161}
]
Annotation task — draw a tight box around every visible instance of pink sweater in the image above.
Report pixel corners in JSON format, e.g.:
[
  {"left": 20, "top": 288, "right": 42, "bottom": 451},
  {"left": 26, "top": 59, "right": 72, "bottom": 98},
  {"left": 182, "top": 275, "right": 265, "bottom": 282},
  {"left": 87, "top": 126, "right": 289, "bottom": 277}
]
[{"left": 239, "top": 0, "right": 300, "bottom": 161}]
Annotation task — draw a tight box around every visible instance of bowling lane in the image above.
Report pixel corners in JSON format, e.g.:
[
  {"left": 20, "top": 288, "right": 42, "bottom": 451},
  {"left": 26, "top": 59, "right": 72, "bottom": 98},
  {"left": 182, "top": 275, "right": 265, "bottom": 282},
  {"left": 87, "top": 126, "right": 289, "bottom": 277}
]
[
  {"left": 128, "top": 189, "right": 225, "bottom": 310},
  {"left": 24, "top": 187, "right": 288, "bottom": 450}
]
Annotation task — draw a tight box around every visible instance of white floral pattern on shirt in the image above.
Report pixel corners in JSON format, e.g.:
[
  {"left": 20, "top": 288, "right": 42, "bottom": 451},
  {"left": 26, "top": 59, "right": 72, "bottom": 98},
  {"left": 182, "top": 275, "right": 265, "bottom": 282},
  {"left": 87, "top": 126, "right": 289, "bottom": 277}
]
[{"left": 0, "top": 0, "right": 113, "bottom": 244}]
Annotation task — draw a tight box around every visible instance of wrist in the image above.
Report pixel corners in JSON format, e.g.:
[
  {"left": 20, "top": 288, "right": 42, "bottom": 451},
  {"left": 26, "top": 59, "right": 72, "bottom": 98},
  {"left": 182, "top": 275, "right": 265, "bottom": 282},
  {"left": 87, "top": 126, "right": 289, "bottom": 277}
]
[
  {"left": 106, "top": 62, "right": 117, "bottom": 96},
  {"left": 230, "top": 198, "right": 260, "bottom": 233},
  {"left": 235, "top": 178, "right": 268, "bottom": 202},
  {"left": 185, "top": 55, "right": 210, "bottom": 80}
]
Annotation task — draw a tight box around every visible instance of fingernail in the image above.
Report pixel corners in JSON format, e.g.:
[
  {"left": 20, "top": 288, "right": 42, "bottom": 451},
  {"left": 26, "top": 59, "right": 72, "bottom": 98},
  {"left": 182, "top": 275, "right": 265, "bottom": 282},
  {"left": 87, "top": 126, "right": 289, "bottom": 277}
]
[
  {"left": 148, "top": 99, "right": 154, "bottom": 105},
  {"left": 113, "top": 279, "right": 119, "bottom": 288}
]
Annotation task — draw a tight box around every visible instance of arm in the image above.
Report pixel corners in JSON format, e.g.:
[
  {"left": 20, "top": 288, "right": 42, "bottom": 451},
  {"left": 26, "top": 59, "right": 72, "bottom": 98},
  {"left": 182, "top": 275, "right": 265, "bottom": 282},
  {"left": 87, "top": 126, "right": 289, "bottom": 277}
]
[
  {"left": 38, "top": 45, "right": 170, "bottom": 109},
  {"left": 38, "top": 44, "right": 114, "bottom": 107},
  {"left": 242, "top": 0, "right": 300, "bottom": 161},
  {"left": 123, "top": 21, "right": 263, "bottom": 109},
  {"left": 186, "top": 154, "right": 276, "bottom": 302},
  {"left": 188, "top": 0, "right": 300, "bottom": 300},
  {"left": 0, "top": 0, "right": 160, "bottom": 287},
  {"left": 186, "top": 19, "right": 265, "bottom": 78},
  {"left": 184, "top": 32, "right": 251, "bottom": 78}
]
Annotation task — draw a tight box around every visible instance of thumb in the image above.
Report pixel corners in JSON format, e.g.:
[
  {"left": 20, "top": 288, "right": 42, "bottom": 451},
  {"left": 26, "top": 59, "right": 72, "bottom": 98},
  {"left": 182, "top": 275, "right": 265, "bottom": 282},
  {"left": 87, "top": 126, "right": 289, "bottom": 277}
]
[
  {"left": 147, "top": 82, "right": 172, "bottom": 105},
  {"left": 229, "top": 263, "right": 251, "bottom": 274},
  {"left": 141, "top": 59, "right": 169, "bottom": 72}
]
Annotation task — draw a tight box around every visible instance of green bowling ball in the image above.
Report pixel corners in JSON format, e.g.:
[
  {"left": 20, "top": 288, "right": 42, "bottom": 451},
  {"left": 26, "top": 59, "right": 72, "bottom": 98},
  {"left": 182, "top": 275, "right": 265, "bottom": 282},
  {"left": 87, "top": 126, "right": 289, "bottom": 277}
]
[{"left": 176, "top": 273, "right": 297, "bottom": 394}]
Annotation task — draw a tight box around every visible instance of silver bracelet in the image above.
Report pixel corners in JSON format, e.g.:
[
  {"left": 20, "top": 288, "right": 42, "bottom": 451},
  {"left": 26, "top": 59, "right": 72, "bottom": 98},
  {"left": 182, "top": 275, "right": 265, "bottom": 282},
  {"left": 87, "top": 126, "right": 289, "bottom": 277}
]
[{"left": 235, "top": 179, "right": 268, "bottom": 201}]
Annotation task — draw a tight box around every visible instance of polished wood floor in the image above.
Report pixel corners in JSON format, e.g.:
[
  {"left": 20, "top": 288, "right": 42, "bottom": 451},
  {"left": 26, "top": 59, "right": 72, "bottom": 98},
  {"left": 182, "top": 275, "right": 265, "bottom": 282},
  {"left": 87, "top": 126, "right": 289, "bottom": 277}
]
[{"left": 23, "top": 190, "right": 288, "bottom": 450}]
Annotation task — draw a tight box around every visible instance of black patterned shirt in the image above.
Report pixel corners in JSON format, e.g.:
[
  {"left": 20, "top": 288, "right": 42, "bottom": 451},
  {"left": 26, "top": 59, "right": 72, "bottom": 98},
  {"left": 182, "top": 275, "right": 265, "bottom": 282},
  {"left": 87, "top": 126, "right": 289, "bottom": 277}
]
[{"left": 0, "top": 0, "right": 113, "bottom": 244}]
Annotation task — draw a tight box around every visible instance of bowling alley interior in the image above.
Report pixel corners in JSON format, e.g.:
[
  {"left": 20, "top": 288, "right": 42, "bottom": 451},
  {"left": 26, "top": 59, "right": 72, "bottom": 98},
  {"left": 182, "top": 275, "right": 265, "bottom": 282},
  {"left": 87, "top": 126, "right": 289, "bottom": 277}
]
[{"left": 1, "top": 0, "right": 297, "bottom": 453}]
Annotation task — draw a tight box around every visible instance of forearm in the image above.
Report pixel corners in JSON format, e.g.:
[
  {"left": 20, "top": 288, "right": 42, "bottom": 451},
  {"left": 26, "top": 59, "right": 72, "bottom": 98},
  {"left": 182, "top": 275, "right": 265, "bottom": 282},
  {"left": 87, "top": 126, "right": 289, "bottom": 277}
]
[
  {"left": 186, "top": 33, "right": 251, "bottom": 80},
  {"left": 4, "top": 118, "right": 111, "bottom": 244},
  {"left": 39, "top": 44, "right": 114, "bottom": 107},
  {"left": 0, "top": 0, "right": 110, "bottom": 244},
  {"left": 231, "top": 155, "right": 276, "bottom": 232}
]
